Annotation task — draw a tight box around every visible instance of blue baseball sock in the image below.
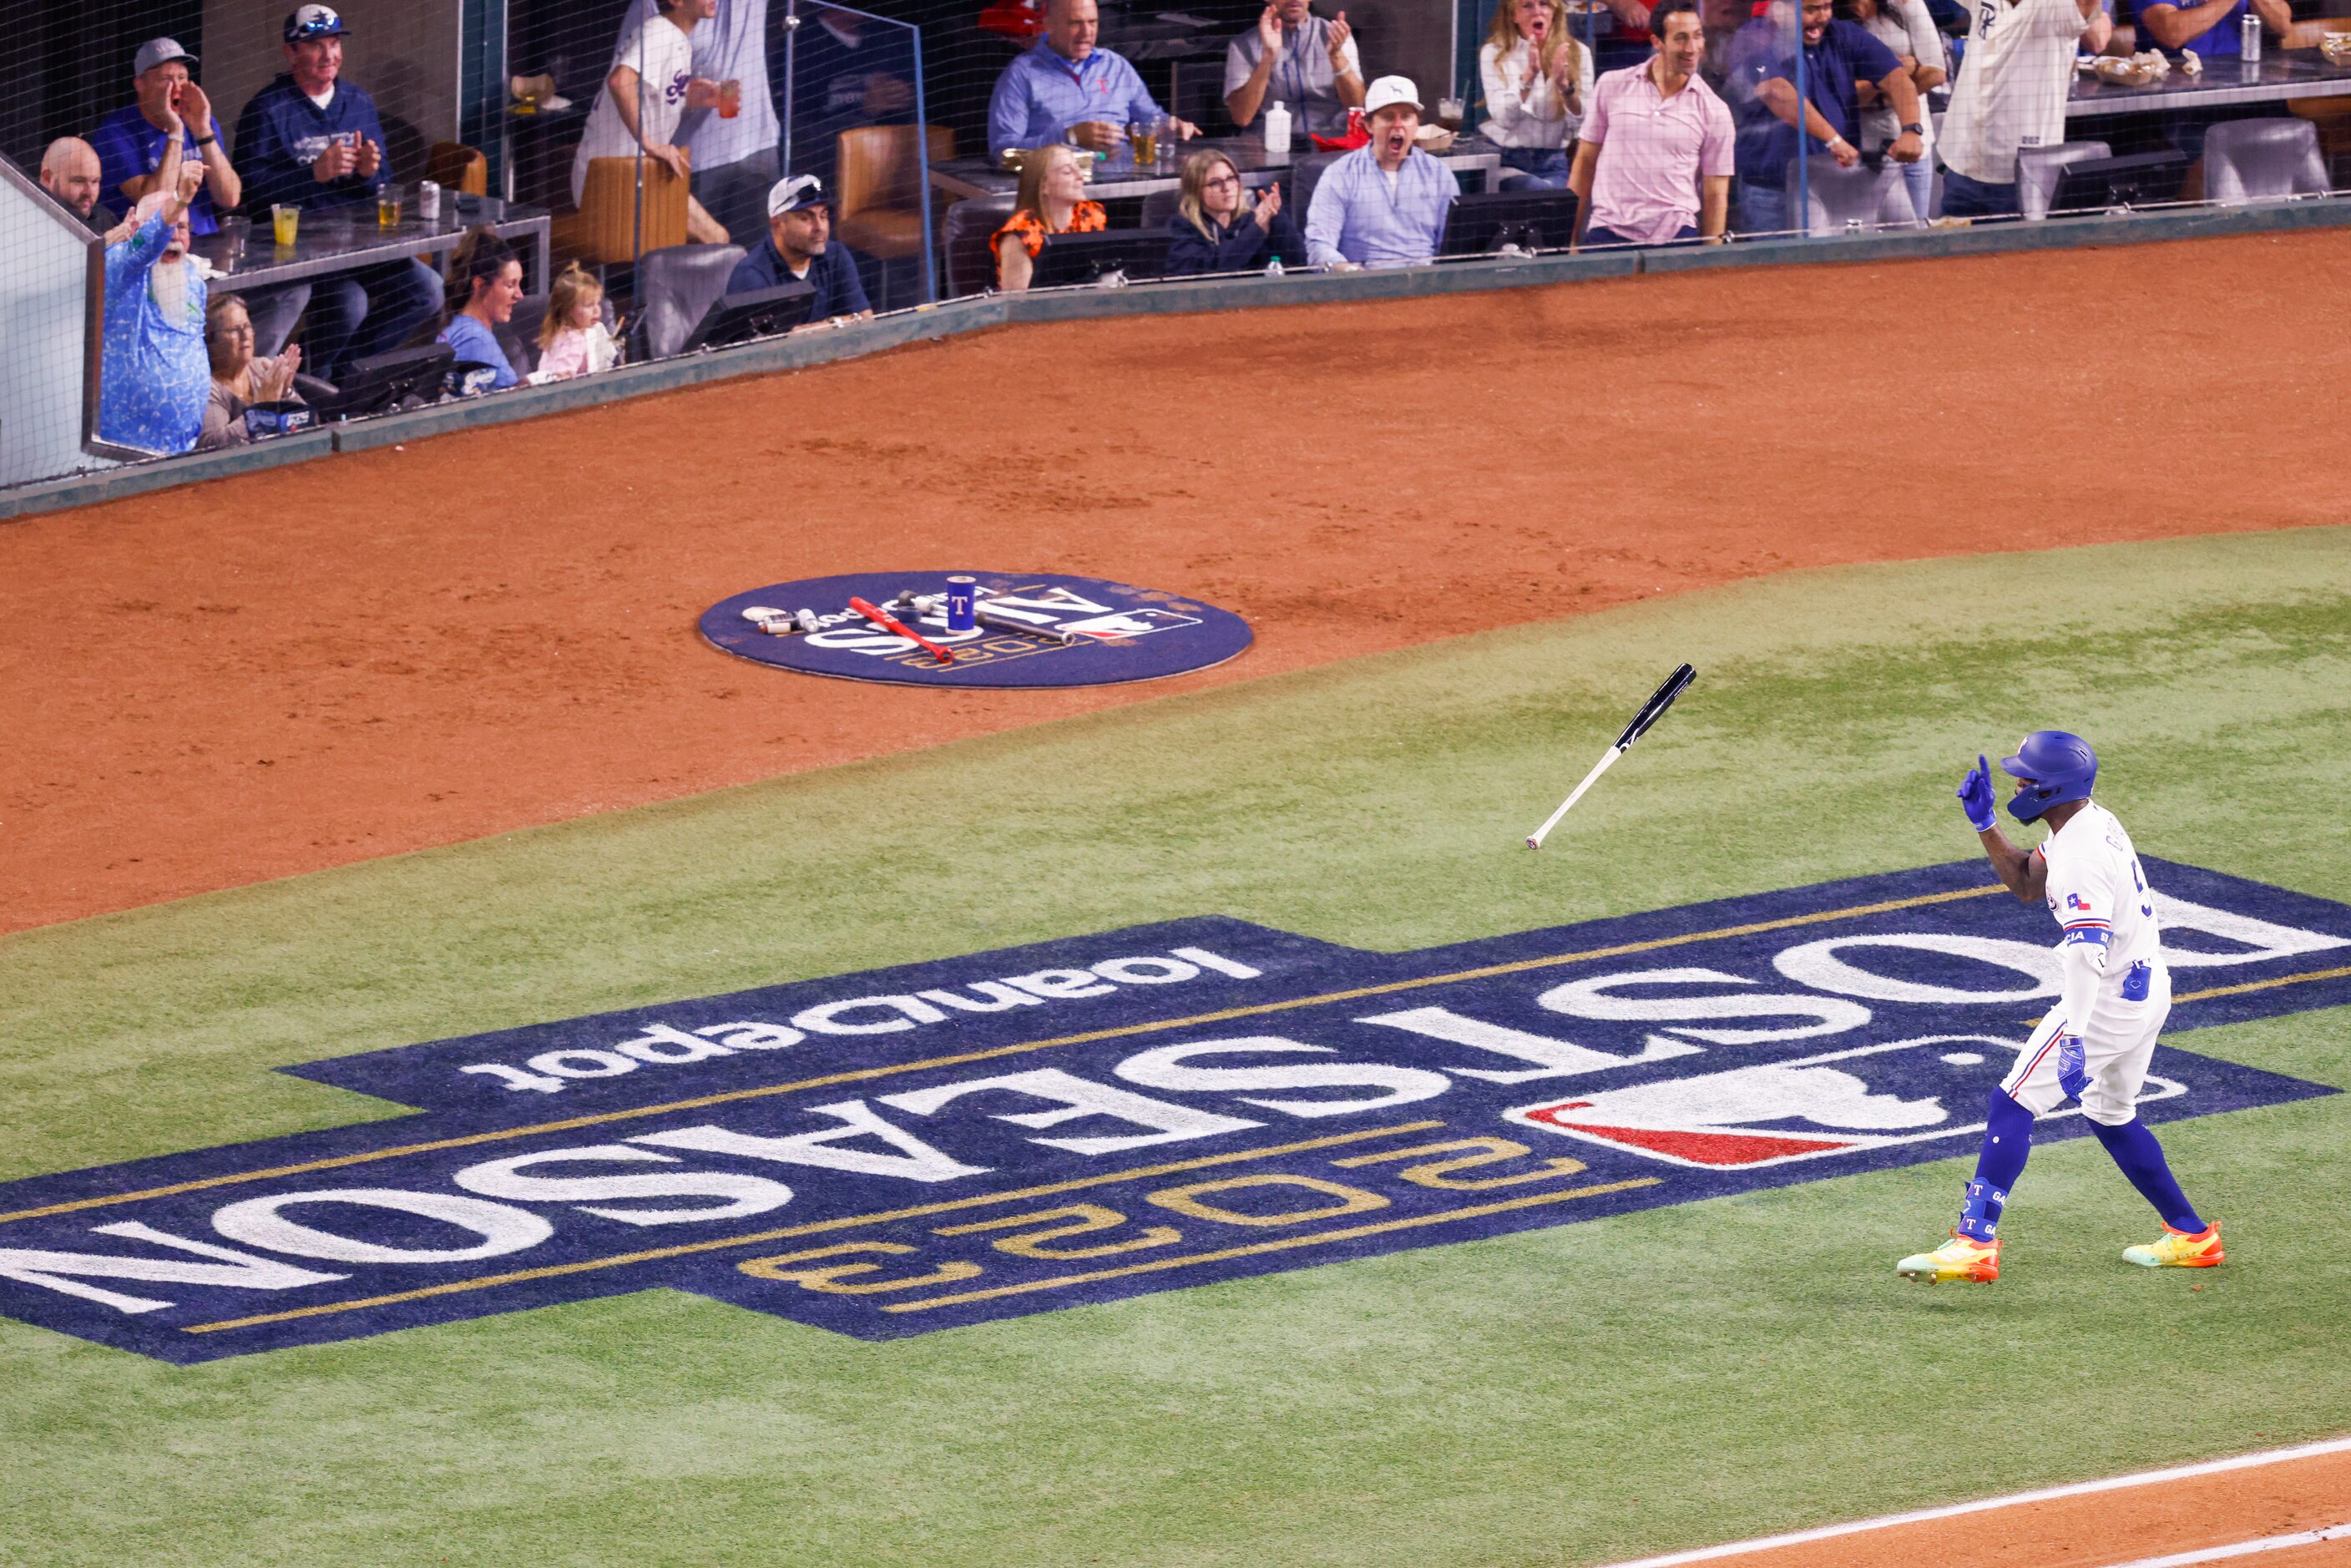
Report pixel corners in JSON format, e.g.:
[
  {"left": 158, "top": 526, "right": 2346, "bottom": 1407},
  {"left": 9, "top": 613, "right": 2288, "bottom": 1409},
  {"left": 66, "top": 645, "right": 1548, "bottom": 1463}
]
[
  {"left": 2089, "top": 1117, "right": 2204, "bottom": 1232},
  {"left": 1956, "top": 1090, "right": 2035, "bottom": 1241}
]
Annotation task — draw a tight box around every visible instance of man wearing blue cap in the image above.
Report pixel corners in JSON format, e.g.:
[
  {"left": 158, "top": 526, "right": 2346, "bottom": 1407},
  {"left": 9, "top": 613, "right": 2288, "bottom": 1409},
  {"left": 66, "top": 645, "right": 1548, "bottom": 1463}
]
[
  {"left": 232, "top": 5, "right": 441, "bottom": 377},
  {"left": 1896, "top": 732, "right": 2223, "bottom": 1285},
  {"left": 726, "top": 175, "right": 873, "bottom": 332}
]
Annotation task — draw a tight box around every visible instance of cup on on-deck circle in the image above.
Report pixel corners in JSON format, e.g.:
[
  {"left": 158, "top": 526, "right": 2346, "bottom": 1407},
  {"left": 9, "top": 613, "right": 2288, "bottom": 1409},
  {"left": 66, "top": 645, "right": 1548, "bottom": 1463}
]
[
  {"left": 270, "top": 204, "right": 300, "bottom": 246},
  {"left": 945, "top": 576, "right": 978, "bottom": 633},
  {"left": 718, "top": 78, "right": 742, "bottom": 118}
]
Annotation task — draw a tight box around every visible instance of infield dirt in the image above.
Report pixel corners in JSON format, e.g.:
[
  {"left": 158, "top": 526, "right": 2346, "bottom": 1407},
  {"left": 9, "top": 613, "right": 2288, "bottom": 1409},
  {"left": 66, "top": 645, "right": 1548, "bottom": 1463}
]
[{"left": 4, "top": 228, "right": 2344, "bottom": 933}]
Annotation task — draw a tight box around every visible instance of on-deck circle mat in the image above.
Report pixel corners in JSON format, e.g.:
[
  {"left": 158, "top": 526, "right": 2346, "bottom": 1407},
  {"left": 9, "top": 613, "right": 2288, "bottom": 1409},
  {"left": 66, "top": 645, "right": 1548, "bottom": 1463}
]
[{"left": 700, "top": 571, "right": 1253, "bottom": 688}]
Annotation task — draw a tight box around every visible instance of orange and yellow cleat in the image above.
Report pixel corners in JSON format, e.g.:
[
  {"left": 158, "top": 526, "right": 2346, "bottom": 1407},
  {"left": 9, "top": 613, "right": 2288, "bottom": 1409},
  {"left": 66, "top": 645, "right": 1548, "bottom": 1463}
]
[
  {"left": 1897, "top": 1232, "right": 2002, "bottom": 1284},
  {"left": 2124, "top": 1221, "right": 2224, "bottom": 1268}
]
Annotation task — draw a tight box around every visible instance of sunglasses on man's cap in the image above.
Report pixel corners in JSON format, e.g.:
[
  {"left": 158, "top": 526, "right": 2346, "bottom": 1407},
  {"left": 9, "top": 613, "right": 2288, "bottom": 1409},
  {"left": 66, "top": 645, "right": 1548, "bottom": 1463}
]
[{"left": 285, "top": 5, "right": 348, "bottom": 42}]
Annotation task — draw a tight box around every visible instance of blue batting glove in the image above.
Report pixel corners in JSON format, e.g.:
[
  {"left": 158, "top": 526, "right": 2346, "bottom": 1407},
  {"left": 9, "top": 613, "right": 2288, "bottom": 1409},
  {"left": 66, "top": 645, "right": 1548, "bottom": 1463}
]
[
  {"left": 2056, "top": 1035, "right": 2090, "bottom": 1099},
  {"left": 1957, "top": 754, "right": 1998, "bottom": 832}
]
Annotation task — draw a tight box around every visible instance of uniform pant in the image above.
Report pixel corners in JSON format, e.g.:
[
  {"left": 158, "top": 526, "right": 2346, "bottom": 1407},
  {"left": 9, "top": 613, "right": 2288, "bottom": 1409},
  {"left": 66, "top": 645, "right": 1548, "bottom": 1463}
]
[{"left": 2002, "top": 961, "right": 2170, "bottom": 1125}]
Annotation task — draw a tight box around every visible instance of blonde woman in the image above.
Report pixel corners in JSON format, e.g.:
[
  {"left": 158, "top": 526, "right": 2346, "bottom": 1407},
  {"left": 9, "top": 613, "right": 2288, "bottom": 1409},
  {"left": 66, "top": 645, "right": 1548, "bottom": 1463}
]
[
  {"left": 1481, "top": 0, "right": 1594, "bottom": 190},
  {"left": 990, "top": 143, "right": 1106, "bottom": 291},
  {"left": 1163, "top": 149, "right": 1305, "bottom": 274}
]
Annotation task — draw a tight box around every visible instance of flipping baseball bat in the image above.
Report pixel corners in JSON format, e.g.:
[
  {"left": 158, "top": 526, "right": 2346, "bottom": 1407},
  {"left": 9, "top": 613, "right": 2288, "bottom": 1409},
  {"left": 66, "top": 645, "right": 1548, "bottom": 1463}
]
[
  {"left": 1525, "top": 663, "right": 1696, "bottom": 850},
  {"left": 848, "top": 595, "right": 955, "bottom": 663}
]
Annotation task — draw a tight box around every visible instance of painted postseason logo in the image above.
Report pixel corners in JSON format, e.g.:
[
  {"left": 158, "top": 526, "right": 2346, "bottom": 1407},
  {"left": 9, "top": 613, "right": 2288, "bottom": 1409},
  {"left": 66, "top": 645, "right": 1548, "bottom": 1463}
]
[
  {"left": 699, "top": 571, "right": 1253, "bottom": 689},
  {"left": 2, "top": 860, "right": 2344, "bottom": 1363}
]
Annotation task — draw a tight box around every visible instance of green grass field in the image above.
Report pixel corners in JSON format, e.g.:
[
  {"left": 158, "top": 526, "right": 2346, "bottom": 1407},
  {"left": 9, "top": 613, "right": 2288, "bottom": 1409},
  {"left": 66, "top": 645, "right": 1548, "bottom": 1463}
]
[{"left": 5, "top": 527, "right": 2348, "bottom": 1567}]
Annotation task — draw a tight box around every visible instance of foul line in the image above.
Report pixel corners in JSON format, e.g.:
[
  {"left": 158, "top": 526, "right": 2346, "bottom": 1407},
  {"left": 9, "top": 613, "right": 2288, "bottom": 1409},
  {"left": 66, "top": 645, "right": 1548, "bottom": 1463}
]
[
  {"left": 179, "top": 1119, "right": 1444, "bottom": 1334},
  {"left": 0, "top": 883, "right": 2007, "bottom": 1226},
  {"left": 2107, "top": 1520, "right": 2351, "bottom": 1567},
  {"left": 1589, "top": 1435, "right": 2351, "bottom": 1568},
  {"left": 877, "top": 1177, "right": 1662, "bottom": 1313}
]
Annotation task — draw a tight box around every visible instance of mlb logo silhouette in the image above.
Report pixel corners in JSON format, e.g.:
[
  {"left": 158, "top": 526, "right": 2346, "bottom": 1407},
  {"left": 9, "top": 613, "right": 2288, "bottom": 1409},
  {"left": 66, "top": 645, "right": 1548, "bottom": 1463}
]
[{"left": 1505, "top": 1036, "right": 2184, "bottom": 1171}]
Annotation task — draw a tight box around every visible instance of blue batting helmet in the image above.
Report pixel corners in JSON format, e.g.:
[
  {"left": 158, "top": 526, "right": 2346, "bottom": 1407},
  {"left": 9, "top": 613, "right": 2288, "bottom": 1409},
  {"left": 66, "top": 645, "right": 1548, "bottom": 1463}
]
[{"left": 2000, "top": 731, "right": 2097, "bottom": 823}]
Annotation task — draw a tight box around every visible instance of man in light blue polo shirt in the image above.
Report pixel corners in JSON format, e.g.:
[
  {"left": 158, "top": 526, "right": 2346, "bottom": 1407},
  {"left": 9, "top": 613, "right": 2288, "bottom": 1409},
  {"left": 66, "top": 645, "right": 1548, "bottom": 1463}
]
[
  {"left": 987, "top": 0, "right": 1198, "bottom": 154},
  {"left": 1304, "top": 75, "right": 1459, "bottom": 270}
]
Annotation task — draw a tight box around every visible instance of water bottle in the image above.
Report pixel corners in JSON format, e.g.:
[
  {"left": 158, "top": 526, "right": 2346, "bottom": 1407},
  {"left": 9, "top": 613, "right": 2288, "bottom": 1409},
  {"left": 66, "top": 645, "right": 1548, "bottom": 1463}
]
[
  {"left": 1264, "top": 100, "right": 1292, "bottom": 157},
  {"left": 1266, "top": 256, "right": 1284, "bottom": 278},
  {"left": 2242, "top": 7, "right": 2261, "bottom": 62}
]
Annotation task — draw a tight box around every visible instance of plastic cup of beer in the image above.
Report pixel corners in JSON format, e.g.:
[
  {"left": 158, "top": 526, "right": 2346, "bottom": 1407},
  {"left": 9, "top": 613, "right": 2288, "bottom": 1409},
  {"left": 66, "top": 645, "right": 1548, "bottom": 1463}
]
[
  {"left": 377, "top": 185, "right": 403, "bottom": 228},
  {"left": 1128, "top": 120, "right": 1156, "bottom": 166},
  {"left": 270, "top": 204, "right": 300, "bottom": 246},
  {"left": 718, "top": 78, "right": 742, "bottom": 118}
]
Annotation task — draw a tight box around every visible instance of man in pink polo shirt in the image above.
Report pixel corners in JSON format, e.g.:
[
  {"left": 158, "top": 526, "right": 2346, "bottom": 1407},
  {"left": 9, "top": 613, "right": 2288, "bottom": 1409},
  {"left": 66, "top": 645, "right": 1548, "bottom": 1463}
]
[{"left": 1567, "top": 0, "right": 1733, "bottom": 247}]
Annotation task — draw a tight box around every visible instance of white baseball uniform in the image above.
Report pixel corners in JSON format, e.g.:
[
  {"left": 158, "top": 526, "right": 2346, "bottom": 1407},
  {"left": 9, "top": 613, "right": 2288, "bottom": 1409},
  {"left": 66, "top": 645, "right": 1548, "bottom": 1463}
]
[
  {"left": 572, "top": 11, "right": 699, "bottom": 204},
  {"left": 2002, "top": 800, "right": 2169, "bottom": 1124},
  {"left": 1939, "top": 0, "right": 2091, "bottom": 185}
]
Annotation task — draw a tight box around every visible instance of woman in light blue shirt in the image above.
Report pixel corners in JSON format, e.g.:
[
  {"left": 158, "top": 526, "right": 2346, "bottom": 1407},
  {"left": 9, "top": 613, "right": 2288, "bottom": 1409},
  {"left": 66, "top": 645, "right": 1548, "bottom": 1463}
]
[{"left": 437, "top": 230, "right": 523, "bottom": 390}]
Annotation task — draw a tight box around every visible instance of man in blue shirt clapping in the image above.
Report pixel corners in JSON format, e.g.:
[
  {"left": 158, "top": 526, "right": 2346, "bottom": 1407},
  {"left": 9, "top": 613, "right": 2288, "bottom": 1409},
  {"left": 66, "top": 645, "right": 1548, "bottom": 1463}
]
[
  {"left": 232, "top": 6, "right": 442, "bottom": 379},
  {"left": 726, "top": 175, "right": 875, "bottom": 332},
  {"left": 988, "top": 0, "right": 1197, "bottom": 155}
]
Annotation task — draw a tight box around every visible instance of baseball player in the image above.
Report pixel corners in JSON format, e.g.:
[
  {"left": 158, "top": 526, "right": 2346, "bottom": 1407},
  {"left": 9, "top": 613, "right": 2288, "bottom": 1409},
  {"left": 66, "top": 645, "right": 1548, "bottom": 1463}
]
[{"left": 1898, "top": 731, "right": 2222, "bottom": 1283}]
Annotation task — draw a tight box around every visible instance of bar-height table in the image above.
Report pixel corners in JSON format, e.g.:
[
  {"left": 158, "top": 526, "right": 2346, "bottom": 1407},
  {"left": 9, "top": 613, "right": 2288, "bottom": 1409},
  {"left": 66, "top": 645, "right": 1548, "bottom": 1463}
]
[
  {"left": 192, "top": 199, "right": 554, "bottom": 297},
  {"left": 2066, "top": 48, "right": 2351, "bottom": 116}
]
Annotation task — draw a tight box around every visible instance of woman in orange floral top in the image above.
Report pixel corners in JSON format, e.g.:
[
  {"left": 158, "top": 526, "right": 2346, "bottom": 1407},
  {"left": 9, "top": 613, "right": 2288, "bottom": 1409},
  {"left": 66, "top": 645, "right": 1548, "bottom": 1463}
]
[{"left": 992, "top": 144, "right": 1106, "bottom": 291}]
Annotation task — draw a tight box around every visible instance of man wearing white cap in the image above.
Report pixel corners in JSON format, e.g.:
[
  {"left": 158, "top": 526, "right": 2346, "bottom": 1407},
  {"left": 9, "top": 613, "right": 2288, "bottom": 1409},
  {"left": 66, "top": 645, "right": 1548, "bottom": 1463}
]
[
  {"left": 724, "top": 175, "right": 873, "bottom": 332},
  {"left": 92, "top": 39, "right": 240, "bottom": 234},
  {"left": 1302, "top": 75, "right": 1459, "bottom": 271}
]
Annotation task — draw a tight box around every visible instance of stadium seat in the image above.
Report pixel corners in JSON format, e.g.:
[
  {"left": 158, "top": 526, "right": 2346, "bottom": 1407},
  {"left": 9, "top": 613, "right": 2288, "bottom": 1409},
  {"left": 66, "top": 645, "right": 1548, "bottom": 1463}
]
[
  {"left": 1139, "top": 188, "right": 1182, "bottom": 230},
  {"left": 837, "top": 124, "right": 953, "bottom": 310},
  {"left": 2017, "top": 140, "right": 2113, "bottom": 220},
  {"left": 555, "top": 156, "right": 690, "bottom": 268},
  {"left": 942, "top": 195, "right": 1015, "bottom": 296},
  {"left": 1289, "top": 151, "right": 1346, "bottom": 221},
  {"left": 500, "top": 293, "right": 549, "bottom": 376},
  {"left": 427, "top": 141, "right": 490, "bottom": 197},
  {"left": 836, "top": 125, "right": 953, "bottom": 258},
  {"left": 2202, "top": 118, "right": 2329, "bottom": 204},
  {"left": 1785, "top": 155, "right": 1914, "bottom": 235},
  {"left": 634, "top": 244, "right": 748, "bottom": 360}
]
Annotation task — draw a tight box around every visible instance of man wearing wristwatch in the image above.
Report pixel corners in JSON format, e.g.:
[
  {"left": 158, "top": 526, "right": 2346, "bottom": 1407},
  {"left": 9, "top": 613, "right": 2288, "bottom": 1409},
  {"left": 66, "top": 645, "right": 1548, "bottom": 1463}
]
[
  {"left": 1735, "top": 0, "right": 1922, "bottom": 235},
  {"left": 92, "top": 39, "right": 241, "bottom": 235}
]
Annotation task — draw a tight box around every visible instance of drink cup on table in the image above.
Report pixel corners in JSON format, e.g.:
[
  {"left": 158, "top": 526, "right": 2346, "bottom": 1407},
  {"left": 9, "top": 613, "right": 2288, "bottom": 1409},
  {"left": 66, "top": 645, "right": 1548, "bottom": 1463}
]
[
  {"left": 270, "top": 204, "right": 300, "bottom": 246},
  {"left": 377, "top": 185, "right": 403, "bottom": 227}
]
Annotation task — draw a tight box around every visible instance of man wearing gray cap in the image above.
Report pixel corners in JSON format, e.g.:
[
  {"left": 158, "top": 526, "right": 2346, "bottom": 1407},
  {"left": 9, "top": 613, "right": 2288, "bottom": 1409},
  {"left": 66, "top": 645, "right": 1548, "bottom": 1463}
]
[{"left": 92, "top": 39, "right": 242, "bottom": 233}]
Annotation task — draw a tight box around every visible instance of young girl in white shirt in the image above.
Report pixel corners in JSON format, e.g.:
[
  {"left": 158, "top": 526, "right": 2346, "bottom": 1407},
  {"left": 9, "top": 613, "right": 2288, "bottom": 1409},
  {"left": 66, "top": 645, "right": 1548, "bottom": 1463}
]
[{"left": 1481, "top": 0, "right": 1595, "bottom": 189}]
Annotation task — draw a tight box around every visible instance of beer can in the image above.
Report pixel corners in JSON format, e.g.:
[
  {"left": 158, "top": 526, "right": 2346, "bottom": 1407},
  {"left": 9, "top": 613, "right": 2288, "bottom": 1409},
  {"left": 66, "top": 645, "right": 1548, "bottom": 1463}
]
[
  {"left": 945, "top": 575, "right": 978, "bottom": 633},
  {"left": 418, "top": 180, "right": 442, "bottom": 220}
]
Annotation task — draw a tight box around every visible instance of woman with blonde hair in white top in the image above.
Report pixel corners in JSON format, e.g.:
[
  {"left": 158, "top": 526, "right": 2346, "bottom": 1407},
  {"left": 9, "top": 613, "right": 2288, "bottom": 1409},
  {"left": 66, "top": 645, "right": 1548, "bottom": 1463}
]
[{"left": 1481, "top": 0, "right": 1595, "bottom": 190}]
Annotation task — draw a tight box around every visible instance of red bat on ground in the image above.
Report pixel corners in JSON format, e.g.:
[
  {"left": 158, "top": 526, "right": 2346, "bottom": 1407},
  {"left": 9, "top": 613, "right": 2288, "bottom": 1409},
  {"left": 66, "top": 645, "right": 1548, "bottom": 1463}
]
[{"left": 848, "top": 595, "right": 955, "bottom": 663}]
